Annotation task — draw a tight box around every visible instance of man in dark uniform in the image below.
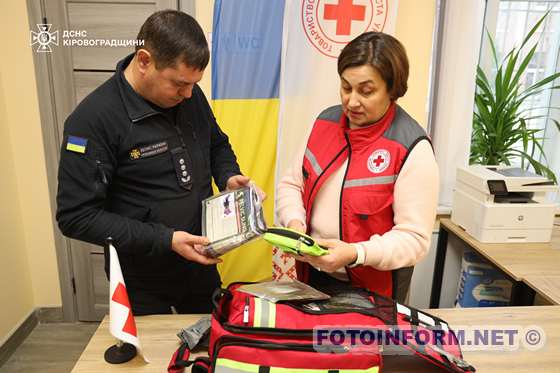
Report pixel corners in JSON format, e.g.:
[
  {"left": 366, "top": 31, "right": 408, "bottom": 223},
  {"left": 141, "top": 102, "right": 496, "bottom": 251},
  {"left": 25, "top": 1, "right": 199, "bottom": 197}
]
[{"left": 56, "top": 10, "right": 257, "bottom": 315}]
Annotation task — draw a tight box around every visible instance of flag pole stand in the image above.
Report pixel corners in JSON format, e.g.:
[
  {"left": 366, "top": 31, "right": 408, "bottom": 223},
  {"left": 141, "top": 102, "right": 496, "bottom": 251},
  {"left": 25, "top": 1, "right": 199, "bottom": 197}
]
[{"left": 104, "top": 339, "right": 137, "bottom": 364}]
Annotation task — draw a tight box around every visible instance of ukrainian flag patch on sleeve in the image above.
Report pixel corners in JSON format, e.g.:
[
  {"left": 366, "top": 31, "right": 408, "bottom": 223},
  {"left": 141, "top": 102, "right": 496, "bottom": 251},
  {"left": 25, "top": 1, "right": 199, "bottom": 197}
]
[{"left": 66, "top": 135, "right": 88, "bottom": 154}]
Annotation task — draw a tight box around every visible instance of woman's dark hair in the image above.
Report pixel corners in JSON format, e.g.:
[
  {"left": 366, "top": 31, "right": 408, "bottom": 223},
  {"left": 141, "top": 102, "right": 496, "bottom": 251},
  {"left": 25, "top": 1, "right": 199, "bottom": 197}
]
[
  {"left": 338, "top": 32, "right": 409, "bottom": 100},
  {"left": 136, "top": 10, "right": 209, "bottom": 70}
]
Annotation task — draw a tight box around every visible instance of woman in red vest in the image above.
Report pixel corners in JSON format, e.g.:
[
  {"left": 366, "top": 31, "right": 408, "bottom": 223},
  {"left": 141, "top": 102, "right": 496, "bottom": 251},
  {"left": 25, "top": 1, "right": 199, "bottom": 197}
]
[{"left": 276, "top": 32, "right": 439, "bottom": 302}]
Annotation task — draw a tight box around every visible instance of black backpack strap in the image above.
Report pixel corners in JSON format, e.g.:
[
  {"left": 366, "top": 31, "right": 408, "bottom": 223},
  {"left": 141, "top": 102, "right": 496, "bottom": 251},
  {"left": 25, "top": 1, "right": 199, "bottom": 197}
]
[
  {"left": 168, "top": 343, "right": 193, "bottom": 373},
  {"left": 192, "top": 357, "right": 211, "bottom": 373}
]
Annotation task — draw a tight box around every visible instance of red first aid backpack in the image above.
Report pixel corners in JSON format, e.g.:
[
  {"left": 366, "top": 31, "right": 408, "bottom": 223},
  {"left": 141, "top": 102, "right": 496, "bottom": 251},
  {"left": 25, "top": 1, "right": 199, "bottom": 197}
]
[{"left": 169, "top": 283, "right": 475, "bottom": 373}]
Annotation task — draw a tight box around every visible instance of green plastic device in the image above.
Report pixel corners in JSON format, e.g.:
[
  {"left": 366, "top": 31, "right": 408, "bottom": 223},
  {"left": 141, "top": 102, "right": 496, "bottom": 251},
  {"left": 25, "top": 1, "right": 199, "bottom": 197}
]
[{"left": 263, "top": 227, "right": 328, "bottom": 256}]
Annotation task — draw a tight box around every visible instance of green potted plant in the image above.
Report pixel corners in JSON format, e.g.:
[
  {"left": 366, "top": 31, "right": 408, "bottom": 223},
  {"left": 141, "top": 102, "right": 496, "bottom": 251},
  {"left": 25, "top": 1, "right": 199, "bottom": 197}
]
[{"left": 470, "top": 12, "right": 560, "bottom": 183}]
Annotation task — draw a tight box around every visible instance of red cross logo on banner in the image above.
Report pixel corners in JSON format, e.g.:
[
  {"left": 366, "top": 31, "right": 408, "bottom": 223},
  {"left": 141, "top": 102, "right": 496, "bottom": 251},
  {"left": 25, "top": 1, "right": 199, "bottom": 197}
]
[
  {"left": 324, "top": 0, "right": 366, "bottom": 35},
  {"left": 301, "top": 0, "right": 390, "bottom": 58},
  {"left": 111, "top": 282, "right": 138, "bottom": 337},
  {"left": 367, "top": 149, "right": 391, "bottom": 174}
]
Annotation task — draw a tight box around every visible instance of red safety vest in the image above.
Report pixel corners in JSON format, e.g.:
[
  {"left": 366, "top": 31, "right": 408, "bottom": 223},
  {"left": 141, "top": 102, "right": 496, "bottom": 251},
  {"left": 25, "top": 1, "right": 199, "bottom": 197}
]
[{"left": 297, "top": 103, "right": 430, "bottom": 298}]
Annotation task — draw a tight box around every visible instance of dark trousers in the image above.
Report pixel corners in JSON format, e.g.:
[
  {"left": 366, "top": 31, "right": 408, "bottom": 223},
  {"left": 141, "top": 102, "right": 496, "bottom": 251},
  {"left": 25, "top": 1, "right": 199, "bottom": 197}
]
[
  {"left": 124, "top": 264, "right": 220, "bottom": 316},
  {"left": 307, "top": 266, "right": 353, "bottom": 293},
  {"left": 308, "top": 265, "right": 413, "bottom": 304}
]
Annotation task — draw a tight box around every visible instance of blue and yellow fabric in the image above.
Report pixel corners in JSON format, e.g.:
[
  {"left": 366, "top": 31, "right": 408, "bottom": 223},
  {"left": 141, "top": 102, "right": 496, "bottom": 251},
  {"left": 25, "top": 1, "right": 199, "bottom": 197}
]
[{"left": 212, "top": 0, "right": 285, "bottom": 285}]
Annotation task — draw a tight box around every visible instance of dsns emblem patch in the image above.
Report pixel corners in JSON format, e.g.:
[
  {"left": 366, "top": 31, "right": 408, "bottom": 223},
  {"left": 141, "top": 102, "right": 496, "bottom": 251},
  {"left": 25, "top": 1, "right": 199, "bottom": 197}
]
[{"left": 367, "top": 149, "right": 391, "bottom": 174}]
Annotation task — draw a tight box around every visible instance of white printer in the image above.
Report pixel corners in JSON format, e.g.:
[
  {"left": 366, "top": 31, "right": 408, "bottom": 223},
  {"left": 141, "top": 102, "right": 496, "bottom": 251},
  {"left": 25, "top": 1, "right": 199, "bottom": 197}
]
[{"left": 451, "top": 165, "right": 558, "bottom": 243}]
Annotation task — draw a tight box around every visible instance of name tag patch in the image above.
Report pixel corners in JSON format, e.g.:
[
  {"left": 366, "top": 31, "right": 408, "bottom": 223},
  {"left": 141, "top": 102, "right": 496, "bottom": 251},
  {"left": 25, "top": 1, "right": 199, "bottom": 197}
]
[{"left": 129, "top": 141, "right": 168, "bottom": 160}]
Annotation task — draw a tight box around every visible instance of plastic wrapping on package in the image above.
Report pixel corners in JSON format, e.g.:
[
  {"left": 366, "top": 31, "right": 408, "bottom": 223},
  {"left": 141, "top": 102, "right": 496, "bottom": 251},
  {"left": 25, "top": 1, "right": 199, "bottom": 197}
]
[
  {"left": 201, "top": 184, "right": 266, "bottom": 257},
  {"left": 237, "top": 280, "right": 331, "bottom": 303}
]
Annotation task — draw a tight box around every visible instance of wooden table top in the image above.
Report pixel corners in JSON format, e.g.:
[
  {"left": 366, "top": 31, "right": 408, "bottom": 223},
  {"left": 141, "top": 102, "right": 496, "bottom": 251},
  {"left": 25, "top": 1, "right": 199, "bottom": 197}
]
[
  {"left": 439, "top": 218, "right": 560, "bottom": 281},
  {"left": 524, "top": 275, "right": 560, "bottom": 305},
  {"left": 72, "top": 306, "right": 560, "bottom": 373}
]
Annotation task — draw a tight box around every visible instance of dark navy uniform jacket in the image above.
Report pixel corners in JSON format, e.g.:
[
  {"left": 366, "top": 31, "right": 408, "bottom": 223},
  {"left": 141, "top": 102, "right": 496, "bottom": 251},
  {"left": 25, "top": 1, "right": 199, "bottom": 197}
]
[{"left": 56, "top": 54, "right": 241, "bottom": 292}]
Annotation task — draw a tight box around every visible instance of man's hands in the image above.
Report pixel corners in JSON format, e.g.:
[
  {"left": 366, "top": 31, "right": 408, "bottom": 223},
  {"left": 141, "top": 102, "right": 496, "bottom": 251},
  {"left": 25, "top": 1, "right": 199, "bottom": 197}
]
[
  {"left": 226, "top": 175, "right": 251, "bottom": 190},
  {"left": 226, "top": 175, "right": 267, "bottom": 201},
  {"left": 171, "top": 231, "right": 222, "bottom": 265}
]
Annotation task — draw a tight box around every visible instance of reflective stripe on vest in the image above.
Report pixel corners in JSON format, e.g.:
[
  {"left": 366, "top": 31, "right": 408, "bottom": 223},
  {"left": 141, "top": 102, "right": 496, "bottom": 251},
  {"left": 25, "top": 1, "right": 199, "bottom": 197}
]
[
  {"left": 304, "top": 148, "right": 323, "bottom": 176},
  {"left": 343, "top": 175, "right": 397, "bottom": 188},
  {"left": 215, "top": 358, "right": 380, "bottom": 373},
  {"left": 253, "top": 297, "right": 276, "bottom": 328}
]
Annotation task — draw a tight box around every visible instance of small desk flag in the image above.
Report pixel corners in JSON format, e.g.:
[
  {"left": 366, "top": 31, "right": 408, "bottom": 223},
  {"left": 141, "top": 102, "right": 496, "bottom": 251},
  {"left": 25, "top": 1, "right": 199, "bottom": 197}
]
[{"left": 109, "top": 242, "right": 149, "bottom": 363}]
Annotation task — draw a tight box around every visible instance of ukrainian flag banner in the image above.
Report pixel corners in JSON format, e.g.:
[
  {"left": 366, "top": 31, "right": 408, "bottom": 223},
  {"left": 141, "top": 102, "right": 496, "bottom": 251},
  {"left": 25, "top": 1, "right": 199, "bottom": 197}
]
[{"left": 212, "top": 0, "right": 285, "bottom": 285}]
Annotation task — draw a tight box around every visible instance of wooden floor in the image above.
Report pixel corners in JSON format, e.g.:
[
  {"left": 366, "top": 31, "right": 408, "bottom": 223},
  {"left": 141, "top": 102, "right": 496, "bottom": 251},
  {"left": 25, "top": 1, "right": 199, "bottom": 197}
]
[{"left": 1, "top": 322, "right": 99, "bottom": 372}]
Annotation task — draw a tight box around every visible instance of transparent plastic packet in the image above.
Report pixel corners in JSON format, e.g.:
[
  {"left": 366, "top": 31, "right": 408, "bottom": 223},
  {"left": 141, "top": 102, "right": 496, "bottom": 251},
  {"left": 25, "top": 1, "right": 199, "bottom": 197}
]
[
  {"left": 237, "top": 280, "right": 331, "bottom": 303},
  {"left": 201, "top": 184, "right": 266, "bottom": 257}
]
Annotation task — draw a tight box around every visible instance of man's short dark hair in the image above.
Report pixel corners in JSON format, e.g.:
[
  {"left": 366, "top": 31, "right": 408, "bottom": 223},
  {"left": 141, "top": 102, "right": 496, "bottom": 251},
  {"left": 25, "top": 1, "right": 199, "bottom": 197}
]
[
  {"left": 338, "top": 32, "right": 409, "bottom": 100},
  {"left": 136, "top": 10, "right": 209, "bottom": 70}
]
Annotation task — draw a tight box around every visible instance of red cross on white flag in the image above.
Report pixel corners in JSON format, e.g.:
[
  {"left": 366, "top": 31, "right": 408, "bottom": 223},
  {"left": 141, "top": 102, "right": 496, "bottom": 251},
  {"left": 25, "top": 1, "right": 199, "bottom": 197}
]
[{"left": 109, "top": 243, "right": 149, "bottom": 363}]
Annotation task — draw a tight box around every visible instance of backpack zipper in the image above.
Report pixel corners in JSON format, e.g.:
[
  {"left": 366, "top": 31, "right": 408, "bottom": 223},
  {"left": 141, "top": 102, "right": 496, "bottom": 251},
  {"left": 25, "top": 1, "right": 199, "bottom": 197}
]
[{"left": 243, "top": 296, "right": 250, "bottom": 325}]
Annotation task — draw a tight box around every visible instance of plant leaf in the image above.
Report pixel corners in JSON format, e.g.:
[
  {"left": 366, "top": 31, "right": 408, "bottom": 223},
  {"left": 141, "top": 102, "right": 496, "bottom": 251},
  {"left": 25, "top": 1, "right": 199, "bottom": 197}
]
[
  {"left": 486, "top": 28, "right": 499, "bottom": 69},
  {"left": 519, "top": 11, "right": 549, "bottom": 51},
  {"left": 520, "top": 74, "right": 560, "bottom": 98},
  {"left": 509, "top": 43, "right": 537, "bottom": 90}
]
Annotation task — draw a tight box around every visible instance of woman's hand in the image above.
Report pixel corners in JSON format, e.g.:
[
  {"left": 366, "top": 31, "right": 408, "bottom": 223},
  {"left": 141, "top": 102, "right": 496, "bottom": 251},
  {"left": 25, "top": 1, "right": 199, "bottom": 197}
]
[
  {"left": 292, "top": 238, "right": 358, "bottom": 273},
  {"left": 287, "top": 219, "right": 305, "bottom": 233}
]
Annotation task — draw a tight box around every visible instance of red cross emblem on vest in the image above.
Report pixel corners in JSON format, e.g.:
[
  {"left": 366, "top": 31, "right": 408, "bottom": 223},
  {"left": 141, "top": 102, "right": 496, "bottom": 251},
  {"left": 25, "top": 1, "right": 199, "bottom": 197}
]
[{"left": 367, "top": 149, "right": 391, "bottom": 174}]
